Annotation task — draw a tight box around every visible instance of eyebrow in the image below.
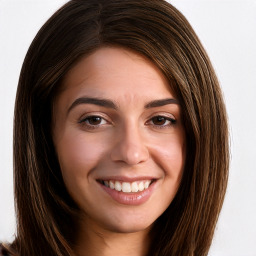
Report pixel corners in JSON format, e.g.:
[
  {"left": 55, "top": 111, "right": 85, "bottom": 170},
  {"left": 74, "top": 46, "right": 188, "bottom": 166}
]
[
  {"left": 144, "top": 98, "right": 179, "bottom": 108},
  {"left": 68, "top": 97, "right": 179, "bottom": 113},
  {"left": 68, "top": 97, "right": 117, "bottom": 113}
]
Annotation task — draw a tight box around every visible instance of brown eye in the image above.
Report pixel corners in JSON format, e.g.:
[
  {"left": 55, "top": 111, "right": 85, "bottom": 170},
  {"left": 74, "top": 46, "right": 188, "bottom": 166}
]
[
  {"left": 152, "top": 116, "right": 167, "bottom": 125},
  {"left": 79, "top": 116, "right": 107, "bottom": 126},
  {"left": 87, "top": 116, "right": 102, "bottom": 125},
  {"left": 148, "top": 115, "right": 176, "bottom": 128}
]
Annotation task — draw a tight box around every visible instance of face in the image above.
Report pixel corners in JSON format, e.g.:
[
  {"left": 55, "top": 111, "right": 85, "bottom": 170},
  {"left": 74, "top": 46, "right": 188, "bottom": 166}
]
[{"left": 53, "top": 47, "right": 186, "bottom": 234}]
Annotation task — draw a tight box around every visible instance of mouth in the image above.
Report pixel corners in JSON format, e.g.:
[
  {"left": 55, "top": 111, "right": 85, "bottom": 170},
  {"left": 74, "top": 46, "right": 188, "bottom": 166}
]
[{"left": 97, "top": 179, "right": 156, "bottom": 193}]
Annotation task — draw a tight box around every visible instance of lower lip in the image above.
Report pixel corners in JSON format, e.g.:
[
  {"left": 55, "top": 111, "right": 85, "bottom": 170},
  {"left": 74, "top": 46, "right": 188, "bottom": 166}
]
[{"left": 99, "top": 181, "right": 157, "bottom": 206}]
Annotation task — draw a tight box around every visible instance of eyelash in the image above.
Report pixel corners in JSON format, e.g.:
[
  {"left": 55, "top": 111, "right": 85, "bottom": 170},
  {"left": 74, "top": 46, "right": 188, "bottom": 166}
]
[
  {"left": 78, "top": 115, "right": 109, "bottom": 129},
  {"left": 78, "top": 115, "right": 176, "bottom": 130},
  {"left": 146, "top": 115, "right": 177, "bottom": 129}
]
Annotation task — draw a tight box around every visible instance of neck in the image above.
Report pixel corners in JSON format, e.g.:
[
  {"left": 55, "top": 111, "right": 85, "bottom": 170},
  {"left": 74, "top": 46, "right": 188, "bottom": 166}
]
[{"left": 75, "top": 218, "right": 151, "bottom": 256}]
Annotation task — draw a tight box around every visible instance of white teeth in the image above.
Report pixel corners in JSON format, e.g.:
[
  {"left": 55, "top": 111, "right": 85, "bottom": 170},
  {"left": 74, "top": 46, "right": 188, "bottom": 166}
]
[
  {"left": 131, "top": 182, "right": 139, "bottom": 192},
  {"left": 138, "top": 181, "right": 144, "bottom": 191},
  {"left": 115, "top": 181, "right": 122, "bottom": 191},
  {"left": 102, "top": 180, "right": 152, "bottom": 193},
  {"left": 144, "top": 180, "right": 150, "bottom": 189},
  {"left": 109, "top": 181, "right": 115, "bottom": 189},
  {"left": 122, "top": 182, "right": 131, "bottom": 193}
]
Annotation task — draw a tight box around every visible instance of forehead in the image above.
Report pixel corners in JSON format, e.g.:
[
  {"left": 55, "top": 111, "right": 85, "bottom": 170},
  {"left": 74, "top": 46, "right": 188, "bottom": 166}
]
[{"left": 58, "top": 47, "right": 175, "bottom": 107}]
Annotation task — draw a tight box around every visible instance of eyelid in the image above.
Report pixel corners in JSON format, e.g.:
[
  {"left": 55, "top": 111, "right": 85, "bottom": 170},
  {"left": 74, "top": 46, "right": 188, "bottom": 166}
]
[
  {"left": 145, "top": 113, "right": 177, "bottom": 129},
  {"left": 78, "top": 113, "right": 113, "bottom": 131},
  {"left": 79, "top": 116, "right": 108, "bottom": 125},
  {"left": 78, "top": 112, "right": 111, "bottom": 122},
  {"left": 147, "top": 112, "right": 176, "bottom": 121}
]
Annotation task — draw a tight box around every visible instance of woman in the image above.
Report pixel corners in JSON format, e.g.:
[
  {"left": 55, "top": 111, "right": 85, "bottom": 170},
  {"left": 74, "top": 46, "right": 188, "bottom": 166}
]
[{"left": 0, "top": 0, "right": 229, "bottom": 255}]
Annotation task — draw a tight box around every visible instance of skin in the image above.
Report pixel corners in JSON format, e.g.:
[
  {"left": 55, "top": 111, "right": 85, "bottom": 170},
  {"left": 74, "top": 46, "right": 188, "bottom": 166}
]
[{"left": 53, "top": 47, "right": 186, "bottom": 256}]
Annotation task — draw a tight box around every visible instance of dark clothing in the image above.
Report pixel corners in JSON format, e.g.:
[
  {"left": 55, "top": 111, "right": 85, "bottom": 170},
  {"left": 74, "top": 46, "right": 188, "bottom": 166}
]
[{"left": 0, "top": 244, "right": 10, "bottom": 256}]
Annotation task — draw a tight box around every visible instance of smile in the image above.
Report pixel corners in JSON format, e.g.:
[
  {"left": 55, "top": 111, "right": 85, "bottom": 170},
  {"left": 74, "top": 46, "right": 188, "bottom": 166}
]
[
  {"left": 100, "top": 180, "right": 154, "bottom": 193},
  {"left": 98, "top": 178, "right": 157, "bottom": 205}
]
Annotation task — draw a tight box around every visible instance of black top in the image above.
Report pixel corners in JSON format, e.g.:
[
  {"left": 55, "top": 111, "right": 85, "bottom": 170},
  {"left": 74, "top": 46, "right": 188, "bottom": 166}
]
[{"left": 0, "top": 244, "right": 10, "bottom": 256}]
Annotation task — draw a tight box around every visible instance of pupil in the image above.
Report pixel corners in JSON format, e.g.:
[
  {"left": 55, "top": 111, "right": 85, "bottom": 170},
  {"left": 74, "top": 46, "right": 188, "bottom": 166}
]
[
  {"left": 153, "top": 116, "right": 165, "bottom": 125},
  {"left": 89, "top": 116, "right": 101, "bottom": 125}
]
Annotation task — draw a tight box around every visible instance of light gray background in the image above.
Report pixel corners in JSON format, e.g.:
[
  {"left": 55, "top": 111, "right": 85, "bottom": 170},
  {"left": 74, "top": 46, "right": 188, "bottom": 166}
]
[{"left": 0, "top": 0, "right": 256, "bottom": 255}]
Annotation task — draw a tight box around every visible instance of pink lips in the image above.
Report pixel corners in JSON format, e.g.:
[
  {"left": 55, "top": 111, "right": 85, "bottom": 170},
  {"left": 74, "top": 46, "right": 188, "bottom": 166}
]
[{"left": 99, "top": 179, "right": 157, "bottom": 205}]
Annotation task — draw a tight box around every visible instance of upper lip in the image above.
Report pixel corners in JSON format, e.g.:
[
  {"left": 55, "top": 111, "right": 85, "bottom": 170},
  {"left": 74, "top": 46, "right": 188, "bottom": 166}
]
[{"left": 96, "top": 176, "right": 158, "bottom": 182}]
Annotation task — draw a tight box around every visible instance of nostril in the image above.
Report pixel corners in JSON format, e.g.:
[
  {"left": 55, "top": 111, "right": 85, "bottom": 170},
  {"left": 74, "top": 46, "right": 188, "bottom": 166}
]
[
  {"left": 111, "top": 144, "right": 149, "bottom": 165},
  {"left": 110, "top": 126, "right": 149, "bottom": 165}
]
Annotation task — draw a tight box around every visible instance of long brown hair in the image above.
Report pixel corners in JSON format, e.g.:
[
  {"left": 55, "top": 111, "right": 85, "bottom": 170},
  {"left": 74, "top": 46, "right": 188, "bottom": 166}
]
[{"left": 10, "top": 0, "right": 229, "bottom": 255}]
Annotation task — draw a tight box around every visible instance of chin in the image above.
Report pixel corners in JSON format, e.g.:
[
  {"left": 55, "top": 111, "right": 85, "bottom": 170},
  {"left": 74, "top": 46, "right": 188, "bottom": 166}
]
[
  {"left": 95, "top": 210, "right": 155, "bottom": 234},
  {"left": 105, "top": 220, "right": 153, "bottom": 234}
]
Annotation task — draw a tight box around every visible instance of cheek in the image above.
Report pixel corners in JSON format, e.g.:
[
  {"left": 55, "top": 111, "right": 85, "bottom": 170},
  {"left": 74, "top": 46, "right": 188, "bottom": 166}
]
[
  {"left": 55, "top": 130, "right": 108, "bottom": 179},
  {"left": 54, "top": 131, "right": 111, "bottom": 206},
  {"left": 150, "top": 133, "right": 186, "bottom": 178}
]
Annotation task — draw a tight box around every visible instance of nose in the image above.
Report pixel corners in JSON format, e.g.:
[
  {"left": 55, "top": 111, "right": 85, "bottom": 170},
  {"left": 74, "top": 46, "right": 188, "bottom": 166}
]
[{"left": 110, "top": 123, "right": 149, "bottom": 165}]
